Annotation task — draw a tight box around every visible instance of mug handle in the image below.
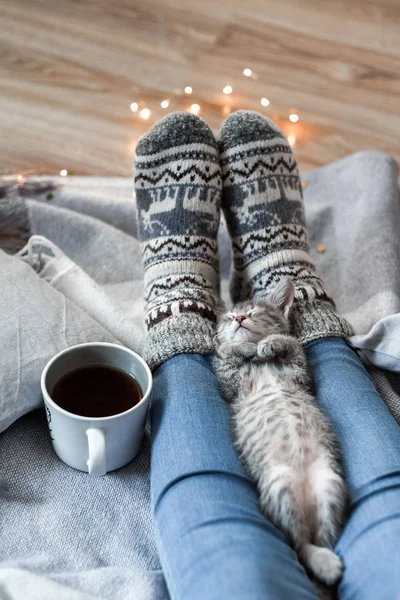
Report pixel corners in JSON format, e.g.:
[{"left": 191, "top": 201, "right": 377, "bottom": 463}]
[{"left": 86, "top": 428, "right": 106, "bottom": 476}]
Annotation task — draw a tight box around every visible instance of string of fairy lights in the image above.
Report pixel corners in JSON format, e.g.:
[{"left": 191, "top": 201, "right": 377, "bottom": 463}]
[
  {"left": 4, "top": 67, "right": 301, "bottom": 182},
  {"left": 129, "top": 68, "right": 300, "bottom": 127}
]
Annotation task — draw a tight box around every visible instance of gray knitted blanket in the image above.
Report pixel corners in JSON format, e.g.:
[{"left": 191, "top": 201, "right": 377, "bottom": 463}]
[{"left": 1, "top": 150, "right": 399, "bottom": 600}]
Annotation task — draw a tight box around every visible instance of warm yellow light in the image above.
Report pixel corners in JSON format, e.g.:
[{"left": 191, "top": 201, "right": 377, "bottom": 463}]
[
  {"left": 160, "top": 99, "right": 170, "bottom": 108},
  {"left": 243, "top": 68, "right": 252, "bottom": 77},
  {"left": 184, "top": 86, "right": 193, "bottom": 94},
  {"left": 288, "top": 134, "right": 296, "bottom": 146},
  {"left": 130, "top": 102, "right": 139, "bottom": 113},
  {"left": 260, "top": 97, "right": 270, "bottom": 107},
  {"left": 16, "top": 174, "right": 24, "bottom": 182},
  {"left": 289, "top": 113, "right": 299, "bottom": 123},
  {"left": 60, "top": 169, "right": 68, "bottom": 177},
  {"left": 223, "top": 85, "right": 233, "bottom": 95},
  {"left": 190, "top": 103, "right": 201, "bottom": 115},
  {"left": 139, "top": 108, "right": 151, "bottom": 120}
]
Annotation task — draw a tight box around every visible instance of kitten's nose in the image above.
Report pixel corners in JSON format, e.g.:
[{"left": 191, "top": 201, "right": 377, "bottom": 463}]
[{"left": 235, "top": 315, "right": 247, "bottom": 325}]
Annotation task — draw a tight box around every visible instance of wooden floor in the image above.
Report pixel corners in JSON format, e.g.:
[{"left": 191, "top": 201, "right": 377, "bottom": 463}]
[{"left": 1, "top": 0, "right": 400, "bottom": 176}]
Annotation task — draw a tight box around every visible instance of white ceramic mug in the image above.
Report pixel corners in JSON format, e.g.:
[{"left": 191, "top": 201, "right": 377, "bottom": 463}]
[{"left": 41, "top": 342, "right": 152, "bottom": 476}]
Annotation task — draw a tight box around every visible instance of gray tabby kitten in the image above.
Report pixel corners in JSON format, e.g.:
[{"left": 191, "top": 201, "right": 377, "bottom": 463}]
[{"left": 213, "top": 278, "right": 347, "bottom": 586}]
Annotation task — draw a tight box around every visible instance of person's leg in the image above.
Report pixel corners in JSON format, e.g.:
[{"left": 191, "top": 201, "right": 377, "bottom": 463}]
[
  {"left": 218, "top": 110, "right": 400, "bottom": 597},
  {"left": 306, "top": 338, "right": 400, "bottom": 600},
  {"left": 151, "top": 353, "right": 317, "bottom": 600},
  {"left": 134, "top": 113, "right": 316, "bottom": 599},
  {"left": 134, "top": 111, "right": 222, "bottom": 370}
]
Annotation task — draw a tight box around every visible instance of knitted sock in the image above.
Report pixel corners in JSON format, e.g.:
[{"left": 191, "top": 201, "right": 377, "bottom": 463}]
[
  {"left": 134, "top": 112, "right": 221, "bottom": 369},
  {"left": 218, "top": 110, "right": 352, "bottom": 344}
]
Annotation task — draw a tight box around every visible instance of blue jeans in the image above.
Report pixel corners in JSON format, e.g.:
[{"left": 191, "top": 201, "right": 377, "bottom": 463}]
[{"left": 150, "top": 338, "right": 400, "bottom": 599}]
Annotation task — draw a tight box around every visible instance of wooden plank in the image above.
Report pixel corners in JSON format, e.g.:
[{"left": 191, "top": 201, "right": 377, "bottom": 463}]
[{"left": 0, "top": 0, "right": 399, "bottom": 176}]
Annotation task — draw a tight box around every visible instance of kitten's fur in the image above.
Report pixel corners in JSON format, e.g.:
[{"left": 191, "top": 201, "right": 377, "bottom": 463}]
[{"left": 213, "top": 278, "right": 347, "bottom": 586}]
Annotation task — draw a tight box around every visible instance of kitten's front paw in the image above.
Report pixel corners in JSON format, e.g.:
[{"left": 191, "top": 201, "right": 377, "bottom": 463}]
[
  {"left": 257, "top": 335, "right": 290, "bottom": 360},
  {"left": 217, "top": 341, "right": 257, "bottom": 360},
  {"left": 217, "top": 342, "right": 234, "bottom": 359},
  {"left": 234, "top": 342, "right": 258, "bottom": 359}
]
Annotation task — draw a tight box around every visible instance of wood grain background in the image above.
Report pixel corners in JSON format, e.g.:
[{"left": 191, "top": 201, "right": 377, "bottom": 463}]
[{"left": 1, "top": 0, "right": 400, "bottom": 176}]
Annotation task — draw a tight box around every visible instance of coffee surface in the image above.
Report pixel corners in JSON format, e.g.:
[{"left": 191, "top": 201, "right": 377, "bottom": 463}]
[{"left": 52, "top": 365, "right": 142, "bottom": 417}]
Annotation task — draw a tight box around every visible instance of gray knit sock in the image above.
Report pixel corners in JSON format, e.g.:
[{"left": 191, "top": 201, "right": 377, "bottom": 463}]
[
  {"left": 134, "top": 112, "right": 221, "bottom": 369},
  {"left": 218, "top": 110, "right": 352, "bottom": 345}
]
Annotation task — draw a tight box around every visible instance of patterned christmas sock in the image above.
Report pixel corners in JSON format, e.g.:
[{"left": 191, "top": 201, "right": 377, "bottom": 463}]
[
  {"left": 134, "top": 112, "right": 221, "bottom": 369},
  {"left": 218, "top": 110, "right": 352, "bottom": 344}
]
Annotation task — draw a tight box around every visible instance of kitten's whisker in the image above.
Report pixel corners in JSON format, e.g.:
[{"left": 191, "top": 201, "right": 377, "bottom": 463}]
[{"left": 211, "top": 331, "right": 220, "bottom": 342}]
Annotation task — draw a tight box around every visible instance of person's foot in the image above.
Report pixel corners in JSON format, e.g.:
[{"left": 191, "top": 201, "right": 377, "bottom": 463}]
[
  {"left": 134, "top": 112, "right": 222, "bottom": 369},
  {"left": 218, "top": 110, "right": 352, "bottom": 344}
]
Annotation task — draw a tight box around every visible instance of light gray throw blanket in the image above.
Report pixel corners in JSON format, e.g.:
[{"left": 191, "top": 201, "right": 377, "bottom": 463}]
[{"left": 1, "top": 150, "right": 399, "bottom": 600}]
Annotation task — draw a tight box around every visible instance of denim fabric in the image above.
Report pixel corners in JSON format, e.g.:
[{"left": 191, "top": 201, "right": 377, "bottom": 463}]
[
  {"left": 306, "top": 338, "right": 400, "bottom": 600},
  {"left": 151, "top": 339, "right": 400, "bottom": 600}
]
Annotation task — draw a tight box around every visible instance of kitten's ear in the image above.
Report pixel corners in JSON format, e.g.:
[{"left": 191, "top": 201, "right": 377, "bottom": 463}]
[{"left": 268, "top": 278, "right": 294, "bottom": 317}]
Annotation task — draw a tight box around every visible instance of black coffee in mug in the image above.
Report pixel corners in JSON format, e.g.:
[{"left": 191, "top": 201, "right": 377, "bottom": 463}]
[{"left": 52, "top": 365, "right": 143, "bottom": 418}]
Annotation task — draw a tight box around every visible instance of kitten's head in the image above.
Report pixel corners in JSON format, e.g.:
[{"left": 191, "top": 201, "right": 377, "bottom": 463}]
[{"left": 216, "top": 279, "right": 294, "bottom": 345}]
